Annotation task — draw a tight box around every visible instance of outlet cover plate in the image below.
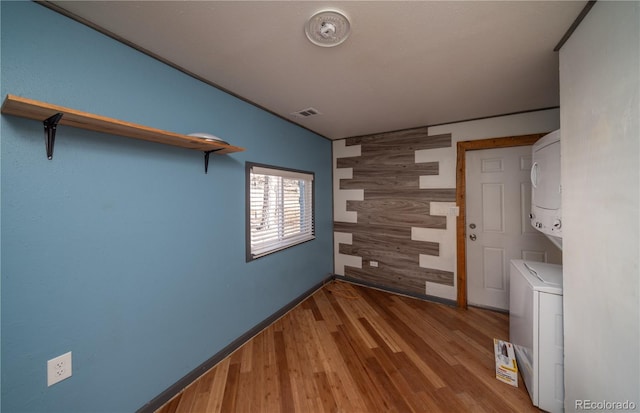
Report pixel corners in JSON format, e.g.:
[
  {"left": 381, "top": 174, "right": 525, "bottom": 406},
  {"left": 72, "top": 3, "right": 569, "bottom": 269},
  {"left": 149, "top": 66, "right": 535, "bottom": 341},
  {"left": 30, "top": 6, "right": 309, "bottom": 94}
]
[{"left": 47, "top": 351, "right": 72, "bottom": 386}]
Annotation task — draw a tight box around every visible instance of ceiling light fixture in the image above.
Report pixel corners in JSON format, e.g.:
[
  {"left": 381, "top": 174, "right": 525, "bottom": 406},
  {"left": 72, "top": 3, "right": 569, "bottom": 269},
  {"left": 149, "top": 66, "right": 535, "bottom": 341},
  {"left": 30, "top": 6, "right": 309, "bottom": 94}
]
[{"left": 305, "top": 9, "right": 351, "bottom": 47}]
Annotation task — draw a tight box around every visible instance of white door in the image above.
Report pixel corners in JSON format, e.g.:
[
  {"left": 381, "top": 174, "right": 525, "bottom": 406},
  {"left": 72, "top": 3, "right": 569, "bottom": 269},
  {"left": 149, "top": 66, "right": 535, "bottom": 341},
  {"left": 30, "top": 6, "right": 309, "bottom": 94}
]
[{"left": 466, "top": 146, "right": 562, "bottom": 310}]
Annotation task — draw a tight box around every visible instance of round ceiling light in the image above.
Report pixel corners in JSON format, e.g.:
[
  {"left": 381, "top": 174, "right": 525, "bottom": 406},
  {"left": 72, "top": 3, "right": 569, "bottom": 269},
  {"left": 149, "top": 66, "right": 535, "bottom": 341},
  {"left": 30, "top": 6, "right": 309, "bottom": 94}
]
[{"left": 305, "top": 9, "right": 351, "bottom": 47}]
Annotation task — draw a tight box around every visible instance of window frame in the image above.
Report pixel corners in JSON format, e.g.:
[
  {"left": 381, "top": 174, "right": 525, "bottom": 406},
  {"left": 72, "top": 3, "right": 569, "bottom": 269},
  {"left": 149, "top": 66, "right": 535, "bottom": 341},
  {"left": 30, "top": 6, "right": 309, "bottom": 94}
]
[{"left": 245, "top": 162, "right": 316, "bottom": 262}]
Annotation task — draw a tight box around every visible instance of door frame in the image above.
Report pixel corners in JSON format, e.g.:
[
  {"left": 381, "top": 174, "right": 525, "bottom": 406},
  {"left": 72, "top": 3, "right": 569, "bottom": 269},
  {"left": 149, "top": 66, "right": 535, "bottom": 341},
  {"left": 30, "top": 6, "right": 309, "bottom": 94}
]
[{"left": 455, "top": 133, "right": 548, "bottom": 308}]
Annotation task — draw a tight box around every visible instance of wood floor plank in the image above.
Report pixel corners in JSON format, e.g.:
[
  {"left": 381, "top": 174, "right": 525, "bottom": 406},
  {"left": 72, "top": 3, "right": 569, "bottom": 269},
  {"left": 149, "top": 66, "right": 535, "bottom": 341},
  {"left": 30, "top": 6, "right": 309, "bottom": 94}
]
[
  {"left": 155, "top": 281, "right": 541, "bottom": 413},
  {"left": 173, "top": 379, "right": 197, "bottom": 413},
  {"left": 158, "top": 393, "right": 181, "bottom": 413},
  {"left": 430, "top": 386, "right": 476, "bottom": 412},
  {"left": 273, "top": 331, "right": 295, "bottom": 413},
  {"left": 302, "top": 294, "right": 325, "bottom": 321},
  {"left": 331, "top": 326, "right": 391, "bottom": 412},
  {"left": 238, "top": 338, "right": 253, "bottom": 373},
  {"left": 313, "top": 371, "right": 338, "bottom": 413},
  {"left": 189, "top": 369, "right": 215, "bottom": 413},
  {"left": 370, "top": 346, "right": 428, "bottom": 413},
  {"left": 294, "top": 306, "right": 326, "bottom": 374},
  {"left": 204, "top": 358, "right": 230, "bottom": 413},
  {"left": 414, "top": 390, "right": 447, "bottom": 413},
  {"left": 305, "top": 299, "right": 368, "bottom": 412},
  {"left": 357, "top": 288, "right": 448, "bottom": 389},
  {"left": 454, "top": 350, "right": 540, "bottom": 412},
  {"left": 364, "top": 355, "right": 415, "bottom": 413},
  {"left": 312, "top": 288, "right": 343, "bottom": 333},
  {"left": 260, "top": 328, "right": 281, "bottom": 413},
  {"left": 387, "top": 296, "right": 460, "bottom": 365},
  {"left": 328, "top": 287, "right": 380, "bottom": 350},
  {"left": 352, "top": 297, "right": 404, "bottom": 352},
  {"left": 280, "top": 315, "right": 313, "bottom": 413},
  {"left": 458, "top": 391, "right": 491, "bottom": 413},
  {"left": 250, "top": 331, "right": 266, "bottom": 413},
  {"left": 287, "top": 311, "right": 325, "bottom": 413},
  {"left": 218, "top": 362, "right": 240, "bottom": 413}
]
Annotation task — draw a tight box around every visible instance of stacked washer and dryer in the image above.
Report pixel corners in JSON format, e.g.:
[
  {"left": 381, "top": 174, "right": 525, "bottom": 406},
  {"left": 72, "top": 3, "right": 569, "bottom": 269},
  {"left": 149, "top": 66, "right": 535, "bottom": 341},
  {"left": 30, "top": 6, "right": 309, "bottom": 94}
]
[{"left": 509, "top": 130, "right": 565, "bottom": 413}]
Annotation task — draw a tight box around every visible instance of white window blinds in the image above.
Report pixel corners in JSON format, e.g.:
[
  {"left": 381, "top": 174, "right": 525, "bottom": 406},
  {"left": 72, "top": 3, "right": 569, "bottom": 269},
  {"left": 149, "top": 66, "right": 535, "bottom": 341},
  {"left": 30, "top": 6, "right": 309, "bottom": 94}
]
[{"left": 248, "top": 165, "right": 315, "bottom": 259}]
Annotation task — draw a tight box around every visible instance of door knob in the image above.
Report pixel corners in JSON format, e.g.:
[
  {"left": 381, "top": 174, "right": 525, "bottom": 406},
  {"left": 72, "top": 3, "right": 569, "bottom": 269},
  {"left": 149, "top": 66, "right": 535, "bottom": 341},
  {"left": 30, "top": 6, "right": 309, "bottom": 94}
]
[
  {"left": 469, "top": 223, "right": 476, "bottom": 229},
  {"left": 469, "top": 234, "right": 477, "bottom": 241}
]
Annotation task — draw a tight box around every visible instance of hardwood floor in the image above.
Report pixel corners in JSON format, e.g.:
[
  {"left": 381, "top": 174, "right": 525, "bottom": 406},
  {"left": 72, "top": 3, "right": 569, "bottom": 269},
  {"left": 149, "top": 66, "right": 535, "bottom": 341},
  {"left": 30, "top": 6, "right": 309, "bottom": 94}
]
[{"left": 155, "top": 281, "right": 540, "bottom": 413}]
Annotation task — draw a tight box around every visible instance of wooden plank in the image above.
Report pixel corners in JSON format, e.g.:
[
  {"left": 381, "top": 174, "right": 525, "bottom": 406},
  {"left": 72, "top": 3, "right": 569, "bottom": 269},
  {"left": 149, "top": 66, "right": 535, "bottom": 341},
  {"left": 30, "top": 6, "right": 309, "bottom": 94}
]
[
  {"left": 330, "top": 327, "right": 391, "bottom": 412},
  {"left": 340, "top": 239, "right": 436, "bottom": 259},
  {"left": 346, "top": 198, "right": 438, "bottom": 215},
  {"left": 218, "top": 362, "right": 240, "bottom": 413},
  {"left": 155, "top": 393, "right": 182, "bottom": 413},
  {"left": 273, "top": 331, "right": 296, "bottom": 413},
  {"left": 1, "top": 94, "right": 244, "bottom": 154},
  {"left": 310, "top": 290, "right": 342, "bottom": 333},
  {"left": 387, "top": 297, "right": 460, "bottom": 366},
  {"left": 344, "top": 266, "right": 453, "bottom": 295},
  {"left": 346, "top": 128, "right": 451, "bottom": 150},
  {"left": 337, "top": 152, "right": 423, "bottom": 169},
  {"left": 280, "top": 316, "right": 314, "bottom": 413},
  {"left": 308, "top": 292, "right": 368, "bottom": 411},
  {"left": 260, "top": 326, "right": 281, "bottom": 412},
  {"left": 340, "top": 175, "right": 429, "bottom": 190},
  {"left": 204, "top": 358, "right": 231, "bottom": 413},
  {"left": 361, "top": 188, "right": 455, "bottom": 201},
  {"left": 189, "top": 369, "right": 216, "bottom": 413},
  {"left": 328, "top": 293, "right": 379, "bottom": 351},
  {"left": 249, "top": 333, "right": 266, "bottom": 413},
  {"left": 173, "top": 385, "right": 197, "bottom": 413}
]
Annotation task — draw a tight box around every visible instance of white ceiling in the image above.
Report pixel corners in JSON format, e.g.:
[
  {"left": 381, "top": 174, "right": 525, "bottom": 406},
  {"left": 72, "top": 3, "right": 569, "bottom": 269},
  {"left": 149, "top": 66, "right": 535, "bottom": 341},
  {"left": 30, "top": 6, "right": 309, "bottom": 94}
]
[{"left": 50, "top": 1, "right": 586, "bottom": 140}]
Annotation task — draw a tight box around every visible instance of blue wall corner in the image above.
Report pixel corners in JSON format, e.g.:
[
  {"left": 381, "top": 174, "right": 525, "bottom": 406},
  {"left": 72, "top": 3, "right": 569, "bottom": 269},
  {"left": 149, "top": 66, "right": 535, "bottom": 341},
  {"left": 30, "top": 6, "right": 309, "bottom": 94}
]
[{"left": 1, "top": 2, "right": 332, "bottom": 412}]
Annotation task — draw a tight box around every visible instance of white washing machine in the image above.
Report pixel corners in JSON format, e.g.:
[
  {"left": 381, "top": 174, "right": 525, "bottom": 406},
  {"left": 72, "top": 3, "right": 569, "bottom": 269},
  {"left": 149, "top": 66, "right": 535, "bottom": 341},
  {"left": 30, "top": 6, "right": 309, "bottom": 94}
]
[{"left": 509, "top": 259, "right": 564, "bottom": 413}]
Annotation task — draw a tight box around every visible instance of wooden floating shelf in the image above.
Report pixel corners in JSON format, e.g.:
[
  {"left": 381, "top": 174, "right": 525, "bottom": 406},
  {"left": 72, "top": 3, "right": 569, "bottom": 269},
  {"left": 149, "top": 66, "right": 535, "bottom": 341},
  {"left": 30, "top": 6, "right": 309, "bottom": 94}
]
[{"left": 1, "top": 94, "right": 244, "bottom": 172}]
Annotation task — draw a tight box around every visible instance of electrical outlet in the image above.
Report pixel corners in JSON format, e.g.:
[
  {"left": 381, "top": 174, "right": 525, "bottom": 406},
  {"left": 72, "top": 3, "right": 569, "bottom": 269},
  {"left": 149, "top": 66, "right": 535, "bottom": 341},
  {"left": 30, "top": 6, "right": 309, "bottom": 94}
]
[{"left": 47, "top": 351, "right": 72, "bottom": 387}]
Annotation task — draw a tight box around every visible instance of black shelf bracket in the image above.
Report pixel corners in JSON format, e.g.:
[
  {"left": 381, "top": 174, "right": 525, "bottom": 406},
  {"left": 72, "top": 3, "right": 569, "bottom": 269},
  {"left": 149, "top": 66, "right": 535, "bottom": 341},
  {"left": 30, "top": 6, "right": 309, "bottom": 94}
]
[
  {"left": 43, "top": 113, "right": 64, "bottom": 160},
  {"left": 203, "top": 149, "right": 223, "bottom": 174}
]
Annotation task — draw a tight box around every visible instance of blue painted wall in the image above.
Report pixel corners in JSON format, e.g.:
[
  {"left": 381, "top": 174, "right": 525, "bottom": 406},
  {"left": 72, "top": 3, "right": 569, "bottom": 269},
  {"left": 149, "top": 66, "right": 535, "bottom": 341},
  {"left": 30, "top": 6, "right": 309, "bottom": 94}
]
[{"left": 0, "top": 2, "right": 332, "bottom": 412}]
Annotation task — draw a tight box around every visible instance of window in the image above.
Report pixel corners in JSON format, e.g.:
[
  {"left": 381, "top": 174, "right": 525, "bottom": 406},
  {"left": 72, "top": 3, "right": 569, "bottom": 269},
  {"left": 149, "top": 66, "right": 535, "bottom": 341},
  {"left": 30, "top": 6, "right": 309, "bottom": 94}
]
[{"left": 246, "top": 163, "right": 315, "bottom": 261}]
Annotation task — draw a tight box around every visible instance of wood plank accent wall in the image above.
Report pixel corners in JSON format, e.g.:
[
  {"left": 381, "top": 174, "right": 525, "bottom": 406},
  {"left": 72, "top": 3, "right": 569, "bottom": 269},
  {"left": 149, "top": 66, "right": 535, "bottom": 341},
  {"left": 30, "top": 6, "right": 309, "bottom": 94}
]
[{"left": 334, "top": 127, "right": 455, "bottom": 296}]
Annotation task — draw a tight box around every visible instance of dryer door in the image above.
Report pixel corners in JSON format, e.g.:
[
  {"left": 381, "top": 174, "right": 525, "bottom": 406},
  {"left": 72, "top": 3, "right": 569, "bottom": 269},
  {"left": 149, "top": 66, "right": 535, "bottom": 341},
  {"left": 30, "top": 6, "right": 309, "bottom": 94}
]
[{"left": 531, "top": 138, "right": 561, "bottom": 211}]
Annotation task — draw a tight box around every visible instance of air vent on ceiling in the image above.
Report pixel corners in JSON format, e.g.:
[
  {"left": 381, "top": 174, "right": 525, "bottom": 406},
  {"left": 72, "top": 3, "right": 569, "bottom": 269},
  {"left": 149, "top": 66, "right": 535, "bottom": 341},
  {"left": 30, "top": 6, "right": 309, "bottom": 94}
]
[{"left": 291, "top": 107, "right": 322, "bottom": 118}]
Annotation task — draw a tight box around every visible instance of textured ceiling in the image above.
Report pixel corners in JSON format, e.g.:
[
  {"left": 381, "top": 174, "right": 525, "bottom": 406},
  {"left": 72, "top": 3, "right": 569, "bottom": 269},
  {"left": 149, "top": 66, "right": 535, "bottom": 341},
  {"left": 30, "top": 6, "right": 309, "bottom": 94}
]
[{"left": 50, "top": 1, "right": 586, "bottom": 140}]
